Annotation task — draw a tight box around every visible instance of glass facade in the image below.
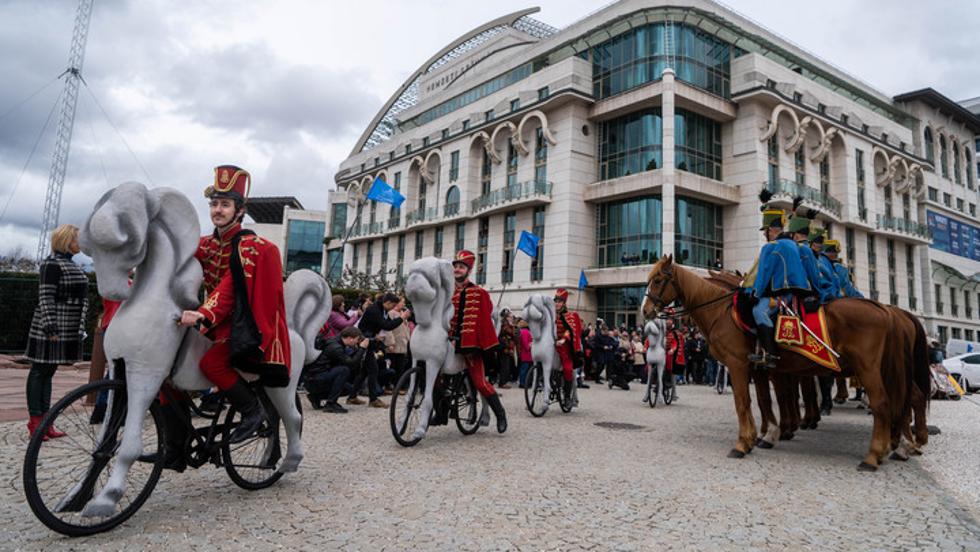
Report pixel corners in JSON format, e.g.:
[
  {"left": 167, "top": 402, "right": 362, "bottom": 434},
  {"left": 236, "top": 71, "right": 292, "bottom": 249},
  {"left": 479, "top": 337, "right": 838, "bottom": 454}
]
[
  {"left": 767, "top": 136, "right": 779, "bottom": 185},
  {"left": 502, "top": 211, "right": 516, "bottom": 283},
  {"left": 591, "top": 23, "right": 736, "bottom": 100},
  {"left": 449, "top": 150, "right": 459, "bottom": 182},
  {"left": 596, "top": 196, "right": 662, "bottom": 267},
  {"left": 434, "top": 227, "right": 444, "bottom": 258},
  {"left": 598, "top": 108, "right": 663, "bottom": 181},
  {"left": 445, "top": 186, "right": 460, "bottom": 216},
  {"left": 389, "top": 172, "right": 401, "bottom": 224},
  {"left": 856, "top": 149, "right": 867, "bottom": 221},
  {"left": 507, "top": 141, "right": 518, "bottom": 188},
  {"left": 675, "top": 197, "right": 723, "bottom": 269},
  {"left": 535, "top": 127, "right": 548, "bottom": 183},
  {"left": 414, "top": 231, "right": 424, "bottom": 259},
  {"left": 530, "top": 206, "right": 545, "bottom": 281},
  {"left": 597, "top": 286, "right": 646, "bottom": 331},
  {"left": 285, "top": 219, "right": 325, "bottom": 274},
  {"left": 455, "top": 222, "right": 465, "bottom": 252},
  {"left": 674, "top": 108, "right": 722, "bottom": 180},
  {"left": 326, "top": 248, "right": 342, "bottom": 283},
  {"left": 330, "top": 203, "right": 347, "bottom": 239}
]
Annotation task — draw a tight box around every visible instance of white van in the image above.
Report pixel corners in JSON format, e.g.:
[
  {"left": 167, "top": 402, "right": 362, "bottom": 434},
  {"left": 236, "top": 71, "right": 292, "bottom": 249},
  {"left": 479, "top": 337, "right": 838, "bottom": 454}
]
[{"left": 945, "top": 338, "right": 980, "bottom": 357}]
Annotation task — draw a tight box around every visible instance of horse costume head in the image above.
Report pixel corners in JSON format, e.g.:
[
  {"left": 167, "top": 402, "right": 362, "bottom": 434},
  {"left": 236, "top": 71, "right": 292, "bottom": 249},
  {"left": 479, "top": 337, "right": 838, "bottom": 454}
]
[
  {"left": 522, "top": 293, "right": 556, "bottom": 341},
  {"left": 404, "top": 257, "right": 454, "bottom": 330},
  {"left": 642, "top": 254, "right": 680, "bottom": 320},
  {"left": 79, "top": 182, "right": 201, "bottom": 309},
  {"left": 284, "top": 269, "right": 332, "bottom": 365}
]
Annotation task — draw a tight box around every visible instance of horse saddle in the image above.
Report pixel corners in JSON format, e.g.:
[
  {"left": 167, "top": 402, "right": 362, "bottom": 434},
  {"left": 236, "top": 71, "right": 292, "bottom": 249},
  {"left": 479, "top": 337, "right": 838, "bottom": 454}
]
[{"left": 773, "top": 307, "right": 840, "bottom": 372}]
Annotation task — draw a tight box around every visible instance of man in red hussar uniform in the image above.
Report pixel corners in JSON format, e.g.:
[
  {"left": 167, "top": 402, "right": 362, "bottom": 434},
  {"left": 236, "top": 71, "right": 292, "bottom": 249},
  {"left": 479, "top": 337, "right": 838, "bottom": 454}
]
[
  {"left": 179, "top": 165, "right": 291, "bottom": 444},
  {"left": 554, "top": 288, "right": 584, "bottom": 402},
  {"left": 449, "top": 250, "right": 507, "bottom": 433}
]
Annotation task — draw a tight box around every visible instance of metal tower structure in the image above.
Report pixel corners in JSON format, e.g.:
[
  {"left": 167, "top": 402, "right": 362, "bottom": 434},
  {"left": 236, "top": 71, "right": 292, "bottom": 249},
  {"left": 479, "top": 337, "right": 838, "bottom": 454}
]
[{"left": 36, "top": 0, "right": 94, "bottom": 262}]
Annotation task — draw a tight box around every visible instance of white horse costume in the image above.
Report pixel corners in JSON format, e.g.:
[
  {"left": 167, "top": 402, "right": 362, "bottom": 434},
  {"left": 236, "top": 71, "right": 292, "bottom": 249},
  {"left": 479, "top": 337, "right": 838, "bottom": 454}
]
[
  {"left": 642, "top": 319, "right": 667, "bottom": 404},
  {"left": 401, "top": 257, "right": 472, "bottom": 440},
  {"left": 77, "top": 182, "right": 328, "bottom": 517},
  {"left": 522, "top": 294, "right": 571, "bottom": 414}
]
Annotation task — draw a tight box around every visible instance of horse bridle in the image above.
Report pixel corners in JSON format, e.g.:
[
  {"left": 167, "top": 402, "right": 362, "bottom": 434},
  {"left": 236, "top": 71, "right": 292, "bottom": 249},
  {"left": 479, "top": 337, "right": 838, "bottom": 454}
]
[{"left": 645, "top": 268, "right": 681, "bottom": 312}]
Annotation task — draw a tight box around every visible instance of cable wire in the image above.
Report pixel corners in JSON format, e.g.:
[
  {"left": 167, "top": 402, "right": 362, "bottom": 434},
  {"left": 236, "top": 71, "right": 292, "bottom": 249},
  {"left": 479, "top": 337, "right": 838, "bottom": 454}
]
[
  {"left": 82, "top": 82, "right": 155, "bottom": 186},
  {"left": 0, "top": 88, "right": 64, "bottom": 225},
  {"left": 0, "top": 75, "right": 61, "bottom": 128}
]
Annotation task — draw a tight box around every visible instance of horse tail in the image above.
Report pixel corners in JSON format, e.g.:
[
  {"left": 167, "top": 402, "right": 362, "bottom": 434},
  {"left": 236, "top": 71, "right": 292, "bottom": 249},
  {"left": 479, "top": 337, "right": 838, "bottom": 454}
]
[
  {"left": 284, "top": 269, "right": 332, "bottom": 366},
  {"left": 904, "top": 310, "right": 931, "bottom": 413}
]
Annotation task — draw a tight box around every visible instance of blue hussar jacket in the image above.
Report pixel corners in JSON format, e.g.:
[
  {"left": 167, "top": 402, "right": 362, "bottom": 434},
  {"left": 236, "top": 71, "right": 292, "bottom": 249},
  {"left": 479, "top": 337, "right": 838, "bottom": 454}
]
[
  {"left": 816, "top": 254, "right": 841, "bottom": 298},
  {"left": 799, "top": 244, "right": 837, "bottom": 303},
  {"left": 832, "top": 261, "right": 864, "bottom": 298},
  {"left": 748, "top": 237, "right": 811, "bottom": 297}
]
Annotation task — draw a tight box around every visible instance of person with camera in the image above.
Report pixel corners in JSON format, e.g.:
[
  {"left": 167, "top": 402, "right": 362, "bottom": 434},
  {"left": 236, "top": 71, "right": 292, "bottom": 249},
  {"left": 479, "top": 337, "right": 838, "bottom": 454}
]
[
  {"left": 348, "top": 292, "right": 408, "bottom": 408},
  {"left": 306, "top": 326, "right": 370, "bottom": 413}
]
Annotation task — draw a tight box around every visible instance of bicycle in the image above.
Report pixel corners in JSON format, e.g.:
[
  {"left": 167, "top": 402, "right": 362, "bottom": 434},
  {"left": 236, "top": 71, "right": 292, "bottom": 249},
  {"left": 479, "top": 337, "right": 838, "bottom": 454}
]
[
  {"left": 389, "top": 364, "right": 481, "bottom": 447},
  {"left": 524, "top": 362, "right": 575, "bottom": 416},
  {"left": 645, "top": 365, "right": 675, "bottom": 407},
  {"left": 23, "top": 369, "right": 298, "bottom": 537}
]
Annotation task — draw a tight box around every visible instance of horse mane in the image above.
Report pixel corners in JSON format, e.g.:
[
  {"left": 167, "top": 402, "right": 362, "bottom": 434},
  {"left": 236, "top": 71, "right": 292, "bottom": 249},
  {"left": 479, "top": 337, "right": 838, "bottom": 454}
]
[
  {"left": 284, "top": 270, "right": 332, "bottom": 365},
  {"left": 706, "top": 269, "right": 743, "bottom": 291},
  {"left": 542, "top": 295, "right": 557, "bottom": 341},
  {"left": 148, "top": 187, "right": 203, "bottom": 309}
]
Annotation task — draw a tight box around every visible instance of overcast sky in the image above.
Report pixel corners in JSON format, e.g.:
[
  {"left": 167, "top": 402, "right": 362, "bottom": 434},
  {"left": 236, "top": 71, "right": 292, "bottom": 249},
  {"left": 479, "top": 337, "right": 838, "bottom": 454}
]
[{"left": 0, "top": 0, "right": 977, "bottom": 257}]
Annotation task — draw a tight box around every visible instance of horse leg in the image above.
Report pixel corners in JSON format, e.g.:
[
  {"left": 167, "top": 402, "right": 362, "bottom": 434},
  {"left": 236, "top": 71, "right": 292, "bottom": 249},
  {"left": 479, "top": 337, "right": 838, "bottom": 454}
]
[
  {"left": 541, "top": 361, "right": 552, "bottom": 415},
  {"left": 83, "top": 368, "right": 166, "bottom": 517},
  {"left": 265, "top": 384, "right": 303, "bottom": 473},
  {"left": 801, "top": 377, "right": 820, "bottom": 430},
  {"left": 857, "top": 368, "right": 892, "bottom": 471},
  {"left": 411, "top": 360, "right": 440, "bottom": 441},
  {"left": 727, "top": 362, "right": 757, "bottom": 458},
  {"left": 910, "top": 384, "right": 928, "bottom": 448},
  {"left": 771, "top": 374, "right": 794, "bottom": 440},
  {"left": 754, "top": 370, "right": 779, "bottom": 449}
]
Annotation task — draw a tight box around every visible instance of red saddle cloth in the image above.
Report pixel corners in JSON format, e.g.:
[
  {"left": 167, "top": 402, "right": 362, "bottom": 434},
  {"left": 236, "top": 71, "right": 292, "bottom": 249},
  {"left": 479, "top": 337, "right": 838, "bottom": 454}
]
[{"left": 774, "top": 307, "right": 840, "bottom": 372}]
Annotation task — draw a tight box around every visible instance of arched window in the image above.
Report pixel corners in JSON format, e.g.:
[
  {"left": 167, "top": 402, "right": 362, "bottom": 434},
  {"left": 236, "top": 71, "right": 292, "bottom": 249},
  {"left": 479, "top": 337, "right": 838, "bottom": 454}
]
[
  {"left": 923, "top": 127, "right": 934, "bottom": 163},
  {"left": 444, "top": 185, "right": 460, "bottom": 216},
  {"left": 967, "top": 149, "right": 974, "bottom": 189},
  {"left": 940, "top": 135, "right": 948, "bottom": 178},
  {"left": 953, "top": 141, "right": 962, "bottom": 184}
]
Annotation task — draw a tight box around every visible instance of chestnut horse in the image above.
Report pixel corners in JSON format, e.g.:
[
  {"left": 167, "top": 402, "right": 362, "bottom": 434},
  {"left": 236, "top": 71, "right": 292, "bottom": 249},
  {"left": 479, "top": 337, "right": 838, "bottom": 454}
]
[{"left": 643, "top": 255, "right": 903, "bottom": 470}]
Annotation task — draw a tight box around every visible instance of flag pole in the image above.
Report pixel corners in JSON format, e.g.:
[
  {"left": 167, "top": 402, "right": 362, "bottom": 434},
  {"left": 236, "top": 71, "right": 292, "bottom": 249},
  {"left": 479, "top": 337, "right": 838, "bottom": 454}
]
[{"left": 326, "top": 196, "right": 365, "bottom": 285}]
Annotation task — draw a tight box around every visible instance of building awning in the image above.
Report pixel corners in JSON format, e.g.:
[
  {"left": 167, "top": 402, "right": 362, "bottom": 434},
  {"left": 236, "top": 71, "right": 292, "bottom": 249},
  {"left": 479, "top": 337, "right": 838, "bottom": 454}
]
[
  {"left": 931, "top": 260, "right": 980, "bottom": 290},
  {"left": 246, "top": 196, "right": 304, "bottom": 224}
]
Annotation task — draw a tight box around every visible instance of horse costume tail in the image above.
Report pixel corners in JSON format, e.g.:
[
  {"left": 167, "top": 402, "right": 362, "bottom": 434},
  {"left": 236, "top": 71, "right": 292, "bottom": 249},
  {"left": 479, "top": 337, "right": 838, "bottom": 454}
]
[{"left": 283, "top": 270, "right": 332, "bottom": 366}]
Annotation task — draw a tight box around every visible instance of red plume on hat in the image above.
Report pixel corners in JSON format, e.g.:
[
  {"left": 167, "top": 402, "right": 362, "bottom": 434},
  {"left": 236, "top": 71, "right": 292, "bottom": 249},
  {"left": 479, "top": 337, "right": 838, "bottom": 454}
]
[
  {"left": 555, "top": 288, "right": 569, "bottom": 302},
  {"left": 205, "top": 165, "right": 251, "bottom": 202},
  {"left": 453, "top": 249, "right": 476, "bottom": 270}
]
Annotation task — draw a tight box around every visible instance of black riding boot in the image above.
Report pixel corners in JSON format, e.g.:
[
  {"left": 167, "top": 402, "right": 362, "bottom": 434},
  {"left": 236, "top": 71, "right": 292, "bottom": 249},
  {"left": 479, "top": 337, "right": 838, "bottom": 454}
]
[
  {"left": 225, "top": 379, "right": 267, "bottom": 444},
  {"left": 749, "top": 326, "right": 780, "bottom": 368},
  {"left": 562, "top": 379, "right": 575, "bottom": 407},
  {"left": 160, "top": 403, "right": 189, "bottom": 472},
  {"left": 485, "top": 393, "right": 507, "bottom": 434}
]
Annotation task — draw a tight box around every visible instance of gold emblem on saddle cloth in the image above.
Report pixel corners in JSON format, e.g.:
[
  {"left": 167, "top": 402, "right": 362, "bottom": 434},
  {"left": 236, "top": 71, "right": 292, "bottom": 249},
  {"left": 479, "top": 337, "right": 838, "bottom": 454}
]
[
  {"left": 774, "top": 312, "right": 840, "bottom": 372},
  {"left": 775, "top": 315, "right": 805, "bottom": 346}
]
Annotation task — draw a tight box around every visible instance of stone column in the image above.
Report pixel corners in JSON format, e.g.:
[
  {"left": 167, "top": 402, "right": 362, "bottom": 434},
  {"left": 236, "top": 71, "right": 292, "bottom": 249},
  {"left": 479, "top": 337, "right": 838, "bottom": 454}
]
[{"left": 661, "top": 68, "right": 676, "bottom": 259}]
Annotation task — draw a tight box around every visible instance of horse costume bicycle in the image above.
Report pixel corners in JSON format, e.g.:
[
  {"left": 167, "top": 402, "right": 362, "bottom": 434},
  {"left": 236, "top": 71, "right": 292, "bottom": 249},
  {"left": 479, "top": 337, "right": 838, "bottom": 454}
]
[
  {"left": 23, "top": 175, "right": 329, "bottom": 536},
  {"left": 521, "top": 294, "right": 577, "bottom": 415},
  {"left": 389, "top": 252, "right": 505, "bottom": 446}
]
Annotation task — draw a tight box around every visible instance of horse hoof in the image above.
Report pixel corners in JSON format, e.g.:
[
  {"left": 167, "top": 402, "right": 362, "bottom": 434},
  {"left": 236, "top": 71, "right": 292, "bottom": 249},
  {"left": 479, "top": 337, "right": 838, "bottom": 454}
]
[
  {"left": 279, "top": 453, "right": 303, "bottom": 473},
  {"left": 412, "top": 429, "right": 427, "bottom": 441},
  {"left": 888, "top": 451, "right": 909, "bottom": 462},
  {"left": 727, "top": 449, "right": 746, "bottom": 459},
  {"left": 81, "top": 497, "right": 117, "bottom": 518},
  {"left": 757, "top": 440, "right": 774, "bottom": 450},
  {"left": 857, "top": 462, "right": 878, "bottom": 472},
  {"left": 910, "top": 448, "right": 924, "bottom": 456},
  {"left": 927, "top": 425, "right": 941, "bottom": 436}
]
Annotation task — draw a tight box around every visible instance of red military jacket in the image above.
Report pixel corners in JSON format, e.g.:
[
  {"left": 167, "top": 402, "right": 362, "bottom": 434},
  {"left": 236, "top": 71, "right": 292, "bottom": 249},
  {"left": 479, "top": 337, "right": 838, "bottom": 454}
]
[
  {"left": 556, "top": 308, "right": 583, "bottom": 353},
  {"left": 449, "top": 280, "right": 499, "bottom": 353},
  {"left": 195, "top": 222, "right": 291, "bottom": 372}
]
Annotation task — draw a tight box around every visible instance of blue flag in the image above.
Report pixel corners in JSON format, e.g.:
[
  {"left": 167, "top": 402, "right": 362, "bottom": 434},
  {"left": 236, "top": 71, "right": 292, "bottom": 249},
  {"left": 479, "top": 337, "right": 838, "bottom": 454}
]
[
  {"left": 578, "top": 269, "right": 588, "bottom": 289},
  {"left": 365, "top": 176, "right": 405, "bottom": 208},
  {"left": 516, "top": 230, "right": 539, "bottom": 258}
]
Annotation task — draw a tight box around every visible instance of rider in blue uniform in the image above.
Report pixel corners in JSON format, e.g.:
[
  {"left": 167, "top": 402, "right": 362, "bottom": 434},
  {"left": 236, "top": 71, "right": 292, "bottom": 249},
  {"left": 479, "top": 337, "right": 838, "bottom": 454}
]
[
  {"left": 823, "top": 239, "right": 864, "bottom": 298},
  {"left": 787, "top": 206, "right": 837, "bottom": 305},
  {"left": 807, "top": 227, "right": 840, "bottom": 297},
  {"left": 744, "top": 192, "right": 812, "bottom": 368}
]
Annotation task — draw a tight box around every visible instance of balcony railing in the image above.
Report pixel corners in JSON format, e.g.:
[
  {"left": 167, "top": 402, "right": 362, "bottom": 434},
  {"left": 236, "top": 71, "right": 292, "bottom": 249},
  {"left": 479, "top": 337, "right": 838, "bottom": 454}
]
[
  {"left": 443, "top": 203, "right": 460, "bottom": 217},
  {"left": 471, "top": 180, "right": 552, "bottom": 214},
  {"left": 350, "top": 221, "right": 385, "bottom": 237},
  {"left": 766, "top": 178, "right": 841, "bottom": 217},
  {"left": 388, "top": 218, "right": 401, "bottom": 230},
  {"left": 405, "top": 206, "right": 440, "bottom": 226},
  {"left": 876, "top": 214, "right": 931, "bottom": 240}
]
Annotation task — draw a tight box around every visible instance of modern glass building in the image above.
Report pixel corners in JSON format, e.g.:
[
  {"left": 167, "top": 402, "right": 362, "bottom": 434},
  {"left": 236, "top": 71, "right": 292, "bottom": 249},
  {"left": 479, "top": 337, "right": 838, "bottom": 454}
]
[{"left": 327, "top": 0, "right": 980, "bottom": 341}]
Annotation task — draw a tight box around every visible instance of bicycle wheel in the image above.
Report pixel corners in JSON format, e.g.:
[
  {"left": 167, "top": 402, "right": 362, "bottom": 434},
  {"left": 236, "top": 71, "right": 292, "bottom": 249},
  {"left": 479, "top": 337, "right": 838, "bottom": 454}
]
[
  {"left": 647, "top": 378, "right": 659, "bottom": 409},
  {"left": 454, "top": 375, "right": 480, "bottom": 435},
  {"left": 222, "top": 392, "right": 297, "bottom": 490},
  {"left": 23, "top": 379, "right": 163, "bottom": 537},
  {"left": 390, "top": 366, "right": 424, "bottom": 447},
  {"left": 525, "top": 364, "right": 547, "bottom": 417}
]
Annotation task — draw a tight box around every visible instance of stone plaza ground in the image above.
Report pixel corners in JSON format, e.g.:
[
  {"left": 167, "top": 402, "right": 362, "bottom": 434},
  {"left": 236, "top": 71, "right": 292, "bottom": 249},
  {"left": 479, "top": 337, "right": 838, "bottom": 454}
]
[{"left": 0, "top": 377, "right": 978, "bottom": 551}]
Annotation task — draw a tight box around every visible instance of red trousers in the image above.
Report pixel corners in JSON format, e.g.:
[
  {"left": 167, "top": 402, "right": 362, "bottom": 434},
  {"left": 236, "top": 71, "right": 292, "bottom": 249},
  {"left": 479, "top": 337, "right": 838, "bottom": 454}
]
[
  {"left": 463, "top": 353, "right": 496, "bottom": 398},
  {"left": 199, "top": 341, "right": 239, "bottom": 391},
  {"left": 556, "top": 343, "right": 575, "bottom": 382}
]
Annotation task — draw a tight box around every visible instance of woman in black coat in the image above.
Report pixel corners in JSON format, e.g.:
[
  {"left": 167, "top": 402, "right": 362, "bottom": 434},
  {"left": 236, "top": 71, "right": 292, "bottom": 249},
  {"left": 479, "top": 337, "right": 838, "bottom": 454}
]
[{"left": 24, "top": 224, "right": 88, "bottom": 439}]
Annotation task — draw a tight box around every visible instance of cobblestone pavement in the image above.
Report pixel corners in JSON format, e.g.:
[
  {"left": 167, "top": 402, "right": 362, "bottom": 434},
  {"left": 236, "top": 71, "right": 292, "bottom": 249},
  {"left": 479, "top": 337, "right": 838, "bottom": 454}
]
[{"left": 1, "top": 382, "right": 979, "bottom": 551}]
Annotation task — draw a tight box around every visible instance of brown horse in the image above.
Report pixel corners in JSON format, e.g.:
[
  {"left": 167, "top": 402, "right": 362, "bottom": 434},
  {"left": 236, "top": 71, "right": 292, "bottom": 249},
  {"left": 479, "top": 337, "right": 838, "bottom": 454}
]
[{"left": 643, "top": 255, "right": 902, "bottom": 470}]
